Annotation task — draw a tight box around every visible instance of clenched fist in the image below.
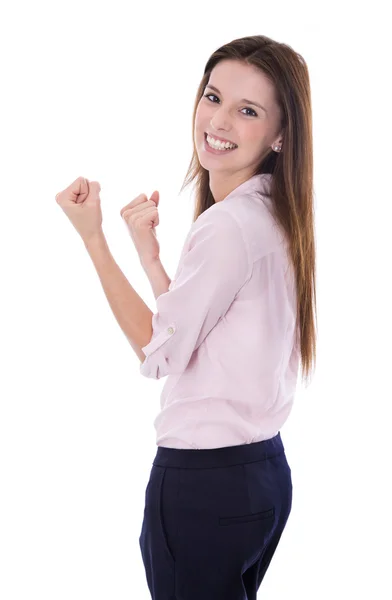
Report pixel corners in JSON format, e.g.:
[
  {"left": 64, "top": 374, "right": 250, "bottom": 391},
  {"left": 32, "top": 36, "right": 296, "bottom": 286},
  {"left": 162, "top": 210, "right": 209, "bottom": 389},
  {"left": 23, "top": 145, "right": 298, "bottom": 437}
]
[{"left": 120, "top": 190, "right": 160, "bottom": 267}]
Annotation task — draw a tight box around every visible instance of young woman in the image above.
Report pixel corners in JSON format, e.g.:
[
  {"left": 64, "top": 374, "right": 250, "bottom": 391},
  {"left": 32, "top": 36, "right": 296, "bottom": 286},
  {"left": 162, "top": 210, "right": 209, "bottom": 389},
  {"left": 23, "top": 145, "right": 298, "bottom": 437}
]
[{"left": 135, "top": 34, "right": 317, "bottom": 599}]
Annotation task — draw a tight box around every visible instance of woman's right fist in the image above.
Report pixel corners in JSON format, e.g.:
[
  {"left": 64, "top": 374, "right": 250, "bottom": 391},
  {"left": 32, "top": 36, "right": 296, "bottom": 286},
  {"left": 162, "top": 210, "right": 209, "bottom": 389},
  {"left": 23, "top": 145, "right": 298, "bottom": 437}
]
[{"left": 120, "top": 190, "right": 160, "bottom": 266}]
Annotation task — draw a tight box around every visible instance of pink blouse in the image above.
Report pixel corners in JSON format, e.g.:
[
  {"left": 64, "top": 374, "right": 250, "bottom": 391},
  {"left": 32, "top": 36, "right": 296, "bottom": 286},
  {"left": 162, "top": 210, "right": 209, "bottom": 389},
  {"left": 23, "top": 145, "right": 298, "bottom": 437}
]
[{"left": 140, "top": 173, "right": 300, "bottom": 449}]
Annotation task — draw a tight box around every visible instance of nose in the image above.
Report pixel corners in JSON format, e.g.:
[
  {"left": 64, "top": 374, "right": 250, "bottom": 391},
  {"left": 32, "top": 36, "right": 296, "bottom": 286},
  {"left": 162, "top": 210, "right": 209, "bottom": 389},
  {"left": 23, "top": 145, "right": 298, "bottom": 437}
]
[{"left": 210, "top": 106, "right": 233, "bottom": 134}]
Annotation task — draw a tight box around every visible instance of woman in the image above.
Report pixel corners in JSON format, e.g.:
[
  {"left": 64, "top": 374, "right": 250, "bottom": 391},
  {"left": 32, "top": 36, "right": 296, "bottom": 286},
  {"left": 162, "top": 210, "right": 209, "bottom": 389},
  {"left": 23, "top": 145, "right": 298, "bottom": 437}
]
[{"left": 136, "top": 34, "right": 317, "bottom": 600}]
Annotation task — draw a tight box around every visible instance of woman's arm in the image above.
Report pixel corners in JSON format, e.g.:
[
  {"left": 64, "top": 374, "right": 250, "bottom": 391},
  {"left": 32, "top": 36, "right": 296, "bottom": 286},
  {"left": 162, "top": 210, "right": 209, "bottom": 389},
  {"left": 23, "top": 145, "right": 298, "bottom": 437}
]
[
  {"left": 84, "top": 232, "right": 154, "bottom": 363},
  {"left": 142, "top": 258, "right": 172, "bottom": 300}
]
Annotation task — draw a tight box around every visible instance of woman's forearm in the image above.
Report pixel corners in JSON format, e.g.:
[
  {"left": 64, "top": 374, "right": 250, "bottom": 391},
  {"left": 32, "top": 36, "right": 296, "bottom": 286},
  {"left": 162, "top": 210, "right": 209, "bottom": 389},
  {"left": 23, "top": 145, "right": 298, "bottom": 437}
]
[
  {"left": 84, "top": 232, "right": 154, "bottom": 364},
  {"left": 142, "top": 258, "right": 172, "bottom": 300}
]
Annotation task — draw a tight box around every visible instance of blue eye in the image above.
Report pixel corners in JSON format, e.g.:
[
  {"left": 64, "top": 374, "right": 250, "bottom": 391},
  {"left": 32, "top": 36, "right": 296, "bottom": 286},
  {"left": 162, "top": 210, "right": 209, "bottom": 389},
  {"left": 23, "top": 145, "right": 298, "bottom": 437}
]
[{"left": 203, "top": 93, "right": 258, "bottom": 117}]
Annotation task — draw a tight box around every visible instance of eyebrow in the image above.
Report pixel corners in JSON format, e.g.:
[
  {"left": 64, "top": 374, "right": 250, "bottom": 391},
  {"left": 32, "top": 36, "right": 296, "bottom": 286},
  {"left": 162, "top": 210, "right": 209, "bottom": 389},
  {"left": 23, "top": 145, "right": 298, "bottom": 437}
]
[{"left": 205, "top": 84, "right": 268, "bottom": 114}]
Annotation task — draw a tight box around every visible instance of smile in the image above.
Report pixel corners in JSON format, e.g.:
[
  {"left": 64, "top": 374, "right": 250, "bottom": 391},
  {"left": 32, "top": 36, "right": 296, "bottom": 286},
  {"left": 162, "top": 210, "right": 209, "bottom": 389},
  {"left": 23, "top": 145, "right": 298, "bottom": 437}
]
[{"left": 204, "top": 133, "right": 238, "bottom": 154}]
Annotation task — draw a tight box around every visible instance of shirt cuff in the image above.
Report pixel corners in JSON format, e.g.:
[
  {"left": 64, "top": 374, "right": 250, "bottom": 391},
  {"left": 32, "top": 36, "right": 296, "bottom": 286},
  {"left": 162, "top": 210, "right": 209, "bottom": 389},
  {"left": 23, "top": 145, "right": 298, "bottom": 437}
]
[{"left": 139, "top": 321, "right": 176, "bottom": 379}]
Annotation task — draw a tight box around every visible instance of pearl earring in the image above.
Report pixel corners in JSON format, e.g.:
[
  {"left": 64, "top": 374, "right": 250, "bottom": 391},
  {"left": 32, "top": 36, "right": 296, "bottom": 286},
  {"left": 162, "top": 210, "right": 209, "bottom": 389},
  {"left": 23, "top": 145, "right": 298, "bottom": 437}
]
[{"left": 274, "top": 145, "right": 281, "bottom": 152}]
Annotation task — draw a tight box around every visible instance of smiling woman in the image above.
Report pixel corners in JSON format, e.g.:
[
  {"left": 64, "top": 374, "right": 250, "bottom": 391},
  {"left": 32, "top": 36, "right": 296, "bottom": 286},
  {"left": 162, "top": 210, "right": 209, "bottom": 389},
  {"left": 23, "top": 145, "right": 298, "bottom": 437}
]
[{"left": 138, "top": 33, "right": 317, "bottom": 600}]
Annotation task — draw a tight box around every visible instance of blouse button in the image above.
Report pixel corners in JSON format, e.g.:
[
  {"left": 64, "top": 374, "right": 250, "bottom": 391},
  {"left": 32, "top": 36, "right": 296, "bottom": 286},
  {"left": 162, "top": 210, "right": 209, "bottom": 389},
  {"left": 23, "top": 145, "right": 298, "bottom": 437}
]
[{"left": 167, "top": 327, "right": 174, "bottom": 334}]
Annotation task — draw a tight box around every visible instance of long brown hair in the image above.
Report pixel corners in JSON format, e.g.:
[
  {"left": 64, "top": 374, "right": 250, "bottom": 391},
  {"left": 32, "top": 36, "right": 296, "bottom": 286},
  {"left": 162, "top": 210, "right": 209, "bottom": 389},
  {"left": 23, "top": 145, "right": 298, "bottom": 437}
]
[{"left": 179, "top": 35, "right": 317, "bottom": 387}]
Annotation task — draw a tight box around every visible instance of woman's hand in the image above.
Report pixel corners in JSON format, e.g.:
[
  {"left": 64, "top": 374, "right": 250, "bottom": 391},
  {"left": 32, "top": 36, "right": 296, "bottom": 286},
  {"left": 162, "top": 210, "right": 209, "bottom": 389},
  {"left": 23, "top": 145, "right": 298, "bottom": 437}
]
[
  {"left": 55, "top": 176, "right": 103, "bottom": 244},
  {"left": 120, "top": 190, "right": 160, "bottom": 267}
]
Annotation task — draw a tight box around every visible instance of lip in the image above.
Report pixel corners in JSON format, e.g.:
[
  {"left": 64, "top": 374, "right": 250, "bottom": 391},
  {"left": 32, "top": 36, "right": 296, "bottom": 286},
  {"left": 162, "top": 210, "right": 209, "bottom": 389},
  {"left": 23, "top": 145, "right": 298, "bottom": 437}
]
[{"left": 205, "top": 131, "right": 237, "bottom": 146}]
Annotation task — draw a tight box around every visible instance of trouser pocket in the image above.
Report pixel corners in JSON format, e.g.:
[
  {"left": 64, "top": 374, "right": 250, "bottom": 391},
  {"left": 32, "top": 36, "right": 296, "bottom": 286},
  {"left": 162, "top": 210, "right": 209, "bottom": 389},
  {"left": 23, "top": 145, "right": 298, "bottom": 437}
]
[{"left": 219, "top": 506, "right": 275, "bottom": 526}]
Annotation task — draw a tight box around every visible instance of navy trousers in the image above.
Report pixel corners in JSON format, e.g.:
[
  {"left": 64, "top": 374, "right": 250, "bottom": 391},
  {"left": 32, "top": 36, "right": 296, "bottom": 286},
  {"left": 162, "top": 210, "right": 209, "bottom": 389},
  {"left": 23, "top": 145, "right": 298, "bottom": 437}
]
[{"left": 138, "top": 432, "right": 292, "bottom": 600}]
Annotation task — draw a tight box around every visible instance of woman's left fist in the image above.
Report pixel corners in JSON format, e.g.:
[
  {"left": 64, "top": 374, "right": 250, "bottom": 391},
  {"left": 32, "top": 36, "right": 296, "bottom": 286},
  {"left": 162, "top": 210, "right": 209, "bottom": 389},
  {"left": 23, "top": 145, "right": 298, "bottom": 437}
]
[{"left": 55, "top": 176, "right": 103, "bottom": 243}]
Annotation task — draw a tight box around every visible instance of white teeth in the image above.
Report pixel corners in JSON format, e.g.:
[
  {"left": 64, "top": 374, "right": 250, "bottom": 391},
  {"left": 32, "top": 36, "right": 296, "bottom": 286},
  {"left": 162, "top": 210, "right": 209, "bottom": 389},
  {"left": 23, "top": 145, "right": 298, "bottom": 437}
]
[{"left": 206, "top": 134, "right": 237, "bottom": 150}]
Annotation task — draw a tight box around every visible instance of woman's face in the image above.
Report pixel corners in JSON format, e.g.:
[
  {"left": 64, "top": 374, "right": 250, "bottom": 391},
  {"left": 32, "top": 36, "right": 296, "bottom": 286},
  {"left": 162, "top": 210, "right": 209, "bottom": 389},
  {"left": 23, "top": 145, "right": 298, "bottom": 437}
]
[{"left": 194, "top": 59, "right": 282, "bottom": 181}]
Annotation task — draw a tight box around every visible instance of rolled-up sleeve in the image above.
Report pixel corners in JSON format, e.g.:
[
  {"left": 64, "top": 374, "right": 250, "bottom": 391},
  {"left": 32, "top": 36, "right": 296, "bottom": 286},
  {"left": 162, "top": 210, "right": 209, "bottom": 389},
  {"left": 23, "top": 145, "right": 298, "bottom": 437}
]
[{"left": 139, "top": 210, "right": 250, "bottom": 379}]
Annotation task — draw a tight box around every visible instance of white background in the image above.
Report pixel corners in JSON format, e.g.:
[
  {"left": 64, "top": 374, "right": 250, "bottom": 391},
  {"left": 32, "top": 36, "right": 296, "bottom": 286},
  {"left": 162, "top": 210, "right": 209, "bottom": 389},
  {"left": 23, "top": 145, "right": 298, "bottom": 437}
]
[{"left": 1, "top": 1, "right": 391, "bottom": 598}]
